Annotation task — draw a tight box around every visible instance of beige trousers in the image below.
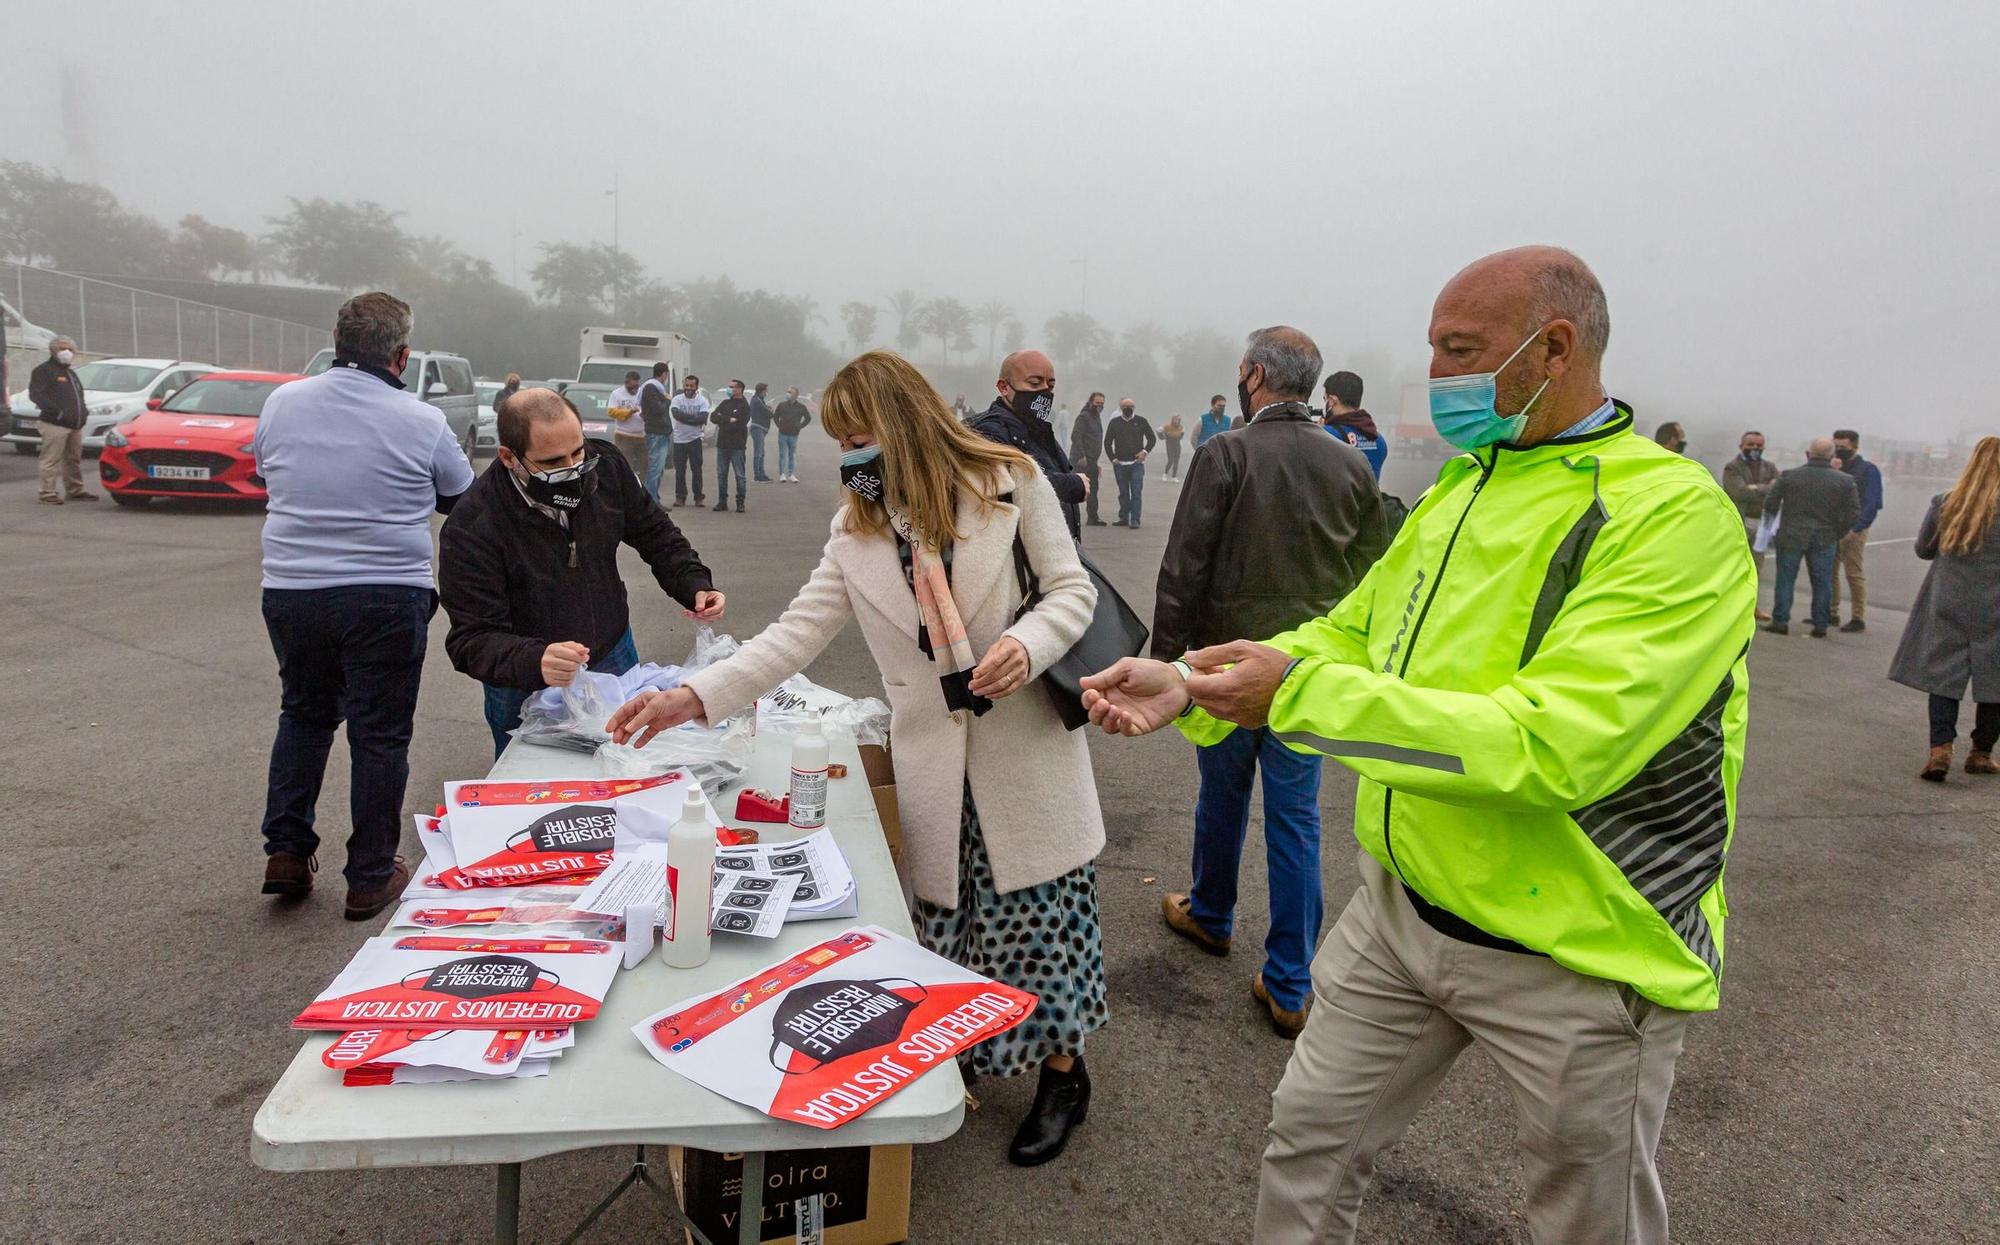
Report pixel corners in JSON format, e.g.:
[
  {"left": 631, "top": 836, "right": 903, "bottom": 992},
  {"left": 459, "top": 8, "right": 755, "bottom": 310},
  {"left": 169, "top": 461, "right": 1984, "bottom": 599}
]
[
  {"left": 1742, "top": 518, "right": 1767, "bottom": 576},
  {"left": 38, "top": 423, "right": 85, "bottom": 500},
  {"left": 1254, "top": 853, "right": 1690, "bottom": 1245},
  {"left": 614, "top": 433, "right": 649, "bottom": 486},
  {"left": 1831, "top": 529, "right": 1867, "bottom": 620}
]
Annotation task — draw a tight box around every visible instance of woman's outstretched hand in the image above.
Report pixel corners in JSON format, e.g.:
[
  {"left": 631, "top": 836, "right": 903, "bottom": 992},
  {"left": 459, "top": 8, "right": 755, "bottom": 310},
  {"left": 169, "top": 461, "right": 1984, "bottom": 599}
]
[
  {"left": 607, "top": 686, "right": 705, "bottom": 745},
  {"left": 1080, "top": 658, "right": 1190, "bottom": 736}
]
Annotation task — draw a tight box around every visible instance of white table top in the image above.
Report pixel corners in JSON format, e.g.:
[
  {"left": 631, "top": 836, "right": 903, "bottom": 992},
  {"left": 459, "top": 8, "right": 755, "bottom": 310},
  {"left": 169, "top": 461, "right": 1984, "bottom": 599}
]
[{"left": 252, "top": 730, "right": 965, "bottom": 1171}]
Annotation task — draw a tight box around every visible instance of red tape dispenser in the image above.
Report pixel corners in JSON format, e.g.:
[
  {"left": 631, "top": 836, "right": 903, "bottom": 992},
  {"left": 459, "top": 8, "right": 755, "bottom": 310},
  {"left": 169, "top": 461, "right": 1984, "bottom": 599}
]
[{"left": 734, "top": 788, "right": 791, "bottom": 823}]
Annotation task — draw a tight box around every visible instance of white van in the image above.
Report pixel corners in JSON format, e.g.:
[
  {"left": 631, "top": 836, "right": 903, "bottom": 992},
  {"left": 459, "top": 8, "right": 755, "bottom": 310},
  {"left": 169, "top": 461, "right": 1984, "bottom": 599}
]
[
  {"left": 6, "top": 357, "right": 218, "bottom": 455},
  {"left": 304, "top": 347, "right": 479, "bottom": 457}
]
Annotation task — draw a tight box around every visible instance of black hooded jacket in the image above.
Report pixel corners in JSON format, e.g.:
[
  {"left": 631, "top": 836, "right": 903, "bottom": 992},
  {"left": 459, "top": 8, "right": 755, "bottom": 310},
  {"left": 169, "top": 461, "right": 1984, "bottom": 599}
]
[{"left": 971, "top": 397, "right": 1087, "bottom": 539}]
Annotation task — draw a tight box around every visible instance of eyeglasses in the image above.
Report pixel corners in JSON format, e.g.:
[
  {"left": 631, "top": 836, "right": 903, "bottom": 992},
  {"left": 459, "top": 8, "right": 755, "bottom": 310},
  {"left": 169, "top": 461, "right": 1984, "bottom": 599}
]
[{"left": 528, "top": 455, "right": 600, "bottom": 484}]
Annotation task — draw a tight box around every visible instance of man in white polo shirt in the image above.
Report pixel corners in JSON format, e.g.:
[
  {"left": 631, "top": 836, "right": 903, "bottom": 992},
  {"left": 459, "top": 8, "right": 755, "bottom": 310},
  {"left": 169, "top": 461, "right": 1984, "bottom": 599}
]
[
  {"left": 251, "top": 291, "right": 475, "bottom": 919},
  {"left": 668, "top": 373, "right": 712, "bottom": 507}
]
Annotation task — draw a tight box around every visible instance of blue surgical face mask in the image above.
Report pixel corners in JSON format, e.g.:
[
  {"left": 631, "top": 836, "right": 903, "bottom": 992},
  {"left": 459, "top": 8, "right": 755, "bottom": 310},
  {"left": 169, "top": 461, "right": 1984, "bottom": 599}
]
[{"left": 1428, "top": 327, "right": 1552, "bottom": 451}]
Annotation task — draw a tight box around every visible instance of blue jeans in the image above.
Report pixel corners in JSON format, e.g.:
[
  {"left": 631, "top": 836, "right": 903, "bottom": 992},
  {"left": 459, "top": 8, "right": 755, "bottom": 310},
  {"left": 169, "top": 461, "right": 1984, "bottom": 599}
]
[
  {"left": 777, "top": 432, "right": 800, "bottom": 477},
  {"left": 1190, "top": 726, "right": 1324, "bottom": 1012},
  {"left": 482, "top": 627, "right": 639, "bottom": 758},
  {"left": 715, "top": 447, "right": 747, "bottom": 506},
  {"left": 1771, "top": 541, "right": 1836, "bottom": 627},
  {"left": 1113, "top": 461, "right": 1146, "bottom": 524},
  {"left": 260, "top": 585, "right": 436, "bottom": 888},
  {"left": 750, "top": 423, "right": 771, "bottom": 479},
  {"left": 644, "top": 433, "right": 672, "bottom": 502}
]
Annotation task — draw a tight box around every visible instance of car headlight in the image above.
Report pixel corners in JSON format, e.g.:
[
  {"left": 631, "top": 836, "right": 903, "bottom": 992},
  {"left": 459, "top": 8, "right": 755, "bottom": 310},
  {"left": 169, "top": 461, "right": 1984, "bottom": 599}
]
[
  {"left": 105, "top": 427, "right": 130, "bottom": 448},
  {"left": 239, "top": 442, "right": 256, "bottom": 455}
]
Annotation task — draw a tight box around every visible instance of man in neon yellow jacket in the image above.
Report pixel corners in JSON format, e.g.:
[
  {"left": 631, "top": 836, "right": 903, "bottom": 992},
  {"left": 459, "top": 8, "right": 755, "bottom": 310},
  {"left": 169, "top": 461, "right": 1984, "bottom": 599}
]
[{"left": 1084, "top": 246, "right": 1756, "bottom": 1245}]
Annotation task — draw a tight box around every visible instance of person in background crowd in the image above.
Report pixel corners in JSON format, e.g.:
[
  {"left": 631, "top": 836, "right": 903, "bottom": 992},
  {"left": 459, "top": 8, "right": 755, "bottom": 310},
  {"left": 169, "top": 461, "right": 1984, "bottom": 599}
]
[
  {"left": 953, "top": 392, "right": 972, "bottom": 420},
  {"left": 1655, "top": 420, "right": 1688, "bottom": 454},
  {"left": 971, "top": 348, "right": 1090, "bottom": 541},
  {"left": 252, "top": 292, "right": 474, "bottom": 918},
  {"left": 1830, "top": 428, "right": 1884, "bottom": 632},
  {"left": 1723, "top": 430, "right": 1780, "bottom": 620},
  {"left": 1081, "top": 247, "right": 1753, "bottom": 1245},
  {"left": 773, "top": 384, "right": 812, "bottom": 482},
  {"left": 439, "top": 388, "right": 723, "bottom": 757},
  {"left": 1070, "top": 390, "right": 1107, "bottom": 528},
  {"left": 1160, "top": 413, "right": 1185, "bottom": 480},
  {"left": 606, "top": 351, "right": 1106, "bottom": 1168},
  {"left": 669, "top": 373, "right": 710, "bottom": 507},
  {"left": 1151, "top": 326, "right": 1389, "bottom": 1039},
  {"left": 1890, "top": 436, "right": 2000, "bottom": 781},
  {"left": 1320, "top": 370, "right": 1387, "bottom": 480},
  {"left": 1105, "top": 397, "right": 1157, "bottom": 528},
  {"left": 1196, "top": 394, "right": 1230, "bottom": 449},
  {"left": 639, "top": 362, "right": 675, "bottom": 506},
  {"left": 493, "top": 372, "right": 522, "bottom": 418},
  {"left": 28, "top": 336, "right": 93, "bottom": 504},
  {"left": 1054, "top": 401, "right": 1072, "bottom": 448},
  {"left": 749, "top": 381, "right": 776, "bottom": 481},
  {"left": 1762, "top": 436, "right": 1860, "bottom": 637},
  {"left": 711, "top": 378, "right": 752, "bottom": 513},
  {"left": 607, "top": 370, "right": 649, "bottom": 483}
]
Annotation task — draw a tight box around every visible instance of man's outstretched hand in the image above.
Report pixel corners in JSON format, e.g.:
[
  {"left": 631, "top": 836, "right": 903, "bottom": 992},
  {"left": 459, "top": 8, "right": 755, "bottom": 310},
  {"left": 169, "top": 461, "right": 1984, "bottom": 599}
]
[
  {"left": 1080, "top": 658, "right": 1190, "bottom": 736},
  {"left": 1184, "top": 640, "right": 1292, "bottom": 728}
]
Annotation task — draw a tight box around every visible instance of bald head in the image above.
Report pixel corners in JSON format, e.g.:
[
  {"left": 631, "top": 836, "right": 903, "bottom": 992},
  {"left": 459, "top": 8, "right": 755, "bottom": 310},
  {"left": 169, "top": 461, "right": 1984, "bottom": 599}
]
[
  {"left": 997, "top": 349, "right": 1056, "bottom": 415},
  {"left": 1430, "top": 246, "right": 1611, "bottom": 446},
  {"left": 1441, "top": 246, "right": 1610, "bottom": 360},
  {"left": 1807, "top": 436, "right": 1836, "bottom": 461},
  {"left": 498, "top": 387, "right": 582, "bottom": 462}
]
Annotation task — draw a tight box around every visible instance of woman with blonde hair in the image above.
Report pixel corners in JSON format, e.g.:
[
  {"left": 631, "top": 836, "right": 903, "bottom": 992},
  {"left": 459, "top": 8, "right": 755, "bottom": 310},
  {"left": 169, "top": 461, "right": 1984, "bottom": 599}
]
[
  {"left": 607, "top": 351, "right": 1108, "bottom": 1164},
  {"left": 1890, "top": 436, "right": 2000, "bottom": 780}
]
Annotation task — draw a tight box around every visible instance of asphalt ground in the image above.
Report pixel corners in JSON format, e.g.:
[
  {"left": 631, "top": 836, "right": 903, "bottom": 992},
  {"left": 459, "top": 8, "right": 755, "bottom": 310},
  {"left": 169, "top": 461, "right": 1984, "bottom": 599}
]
[{"left": 0, "top": 436, "right": 1993, "bottom": 1244}]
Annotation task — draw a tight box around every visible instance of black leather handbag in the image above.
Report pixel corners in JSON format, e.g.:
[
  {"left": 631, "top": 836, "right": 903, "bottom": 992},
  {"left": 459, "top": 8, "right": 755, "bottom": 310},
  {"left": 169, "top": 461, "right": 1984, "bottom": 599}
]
[{"left": 1008, "top": 517, "right": 1150, "bottom": 731}]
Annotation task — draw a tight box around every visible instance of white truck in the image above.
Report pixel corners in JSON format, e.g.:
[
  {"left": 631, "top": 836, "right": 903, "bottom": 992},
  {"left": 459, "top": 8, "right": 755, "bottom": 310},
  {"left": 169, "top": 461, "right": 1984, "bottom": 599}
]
[{"left": 576, "top": 327, "right": 692, "bottom": 387}]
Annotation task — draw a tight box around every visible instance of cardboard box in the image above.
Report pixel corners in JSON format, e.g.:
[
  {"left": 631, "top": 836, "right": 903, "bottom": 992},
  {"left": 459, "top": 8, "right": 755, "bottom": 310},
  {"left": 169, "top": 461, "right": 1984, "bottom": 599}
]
[
  {"left": 670, "top": 1144, "right": 912, "bottom": 1245},
  {"left": 856, "top": 742, "right": 901, "bottom": 863}
]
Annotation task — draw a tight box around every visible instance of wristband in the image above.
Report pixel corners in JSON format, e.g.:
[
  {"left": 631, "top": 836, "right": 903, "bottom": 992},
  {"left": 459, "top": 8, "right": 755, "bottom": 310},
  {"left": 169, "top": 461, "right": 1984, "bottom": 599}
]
[{"left": 1171, "top": 659, "right": 1196, "bottom": 717}]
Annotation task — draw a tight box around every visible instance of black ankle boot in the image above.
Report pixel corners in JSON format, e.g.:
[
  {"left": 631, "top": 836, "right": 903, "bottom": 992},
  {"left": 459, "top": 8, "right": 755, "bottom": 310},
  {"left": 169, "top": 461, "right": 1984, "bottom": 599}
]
[{"left": 1007, "top": 1058, "right": 1089, "bottom": 1167}]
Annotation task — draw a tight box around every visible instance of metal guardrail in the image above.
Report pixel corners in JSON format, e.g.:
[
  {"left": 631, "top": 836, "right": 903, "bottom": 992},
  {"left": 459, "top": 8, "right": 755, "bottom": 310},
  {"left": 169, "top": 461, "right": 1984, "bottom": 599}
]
[{"left": 2, "top": 261, "right": 331, "bottom": 372}]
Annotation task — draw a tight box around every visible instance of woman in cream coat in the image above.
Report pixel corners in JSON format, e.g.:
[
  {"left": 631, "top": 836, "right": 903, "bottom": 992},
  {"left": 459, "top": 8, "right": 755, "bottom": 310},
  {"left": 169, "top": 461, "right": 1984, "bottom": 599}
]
[{"left": 608, "top": 351, "right": 1106, "bottom": 1166}]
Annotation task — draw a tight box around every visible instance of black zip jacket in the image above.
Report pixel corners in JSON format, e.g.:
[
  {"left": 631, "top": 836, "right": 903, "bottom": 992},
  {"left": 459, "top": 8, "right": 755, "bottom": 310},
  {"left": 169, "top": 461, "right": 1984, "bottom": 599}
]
[
  {"left": 1152, "top": 404, "right": 1389, "bottom": 660},
  {"left": 29, "top": 359, "right": 87, "bottom": 429},
  {"left": 711, "top": 396, "right": 752, "bottom": 450},
  {"left": 438, "top": 441, "right": 713, "bottom": 689},
  {"left": 773, "top": 399, "right": 812, "bottom": 435},
  {"left": 1103, "top": 412, "right": 1157, "bottom": 462},
  {"left": 970, "top": 397, "right": 1087, "bottom": 539},
  {"left": 1069, "top": 404, "right": 1105, "bottom": 466},
  {"left": 749, "top": 393, "right": 775, "bottom": 428}
]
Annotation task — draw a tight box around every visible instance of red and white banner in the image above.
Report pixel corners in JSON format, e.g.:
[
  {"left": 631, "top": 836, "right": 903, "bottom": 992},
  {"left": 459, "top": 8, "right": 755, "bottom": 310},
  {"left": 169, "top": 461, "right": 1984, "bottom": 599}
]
[
  {"left": 435, "top": 772, "right": 699, "bottom": 887},
  {"left": 294, "top": 936, "right": 621, "bottom": 1031},
  {"left": 633, "top": 926, "right": 1035, "bottom": 1130}
]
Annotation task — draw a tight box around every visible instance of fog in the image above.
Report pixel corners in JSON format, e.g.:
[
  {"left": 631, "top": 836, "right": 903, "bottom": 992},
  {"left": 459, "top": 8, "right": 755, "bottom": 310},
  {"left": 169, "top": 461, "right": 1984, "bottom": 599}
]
[{"left": 15, "top": 0, "right": 1999, "bottom": 443}]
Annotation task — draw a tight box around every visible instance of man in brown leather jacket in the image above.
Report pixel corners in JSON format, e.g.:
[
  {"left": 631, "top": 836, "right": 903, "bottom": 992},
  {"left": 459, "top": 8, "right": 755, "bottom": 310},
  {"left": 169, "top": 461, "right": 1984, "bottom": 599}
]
[{"left": 1150, "top": 325, "right": 1390, "bottom": 1038}]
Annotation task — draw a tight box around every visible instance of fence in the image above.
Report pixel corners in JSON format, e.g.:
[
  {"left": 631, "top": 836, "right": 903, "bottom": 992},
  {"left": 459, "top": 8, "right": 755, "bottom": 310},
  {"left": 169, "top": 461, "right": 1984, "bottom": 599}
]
[{"left": 2, "top": 261, "right": 331, "bottom": 373}]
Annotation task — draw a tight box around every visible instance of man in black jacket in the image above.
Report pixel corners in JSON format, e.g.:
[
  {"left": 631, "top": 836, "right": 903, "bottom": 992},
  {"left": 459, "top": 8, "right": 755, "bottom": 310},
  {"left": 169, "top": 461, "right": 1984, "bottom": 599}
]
[
  {"left": 1761, "top": 436, "right": 1860, "bottom": 638},
  {"left": 439, "top": 389, "right": 724, "bottom": 756},
  {"left": 1069, "top": 392, "right": 1107, "bottom": 527},
  {"left": 1151, "top": 326, "right": 1389, "bottom": 1038},
  {"left": 29, "top": 337, "right": 94, "bottom": 504},
  {"left": 711, "top": 379, "right": 753, "bottom": 512},
  {"left": 638, "top": 362, "right": 675, "bottom": 505},
  {"left": 1103, "top": 398, "right": 1157, "bottom": 528},
  {"left": 971, "top": 349, "right": 1090, "bottom": 540},
  {"left": 772, "top": 386, "right": 811, "bottom": 482},
  {"left": 749, "top": 381, "right": 776, "bottom": 482}
]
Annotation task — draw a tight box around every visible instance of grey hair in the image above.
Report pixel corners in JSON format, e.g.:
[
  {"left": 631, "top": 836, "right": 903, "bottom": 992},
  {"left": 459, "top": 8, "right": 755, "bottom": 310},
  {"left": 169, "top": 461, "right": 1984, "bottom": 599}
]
[
  {"left": 1525, "top": 252, "right": 1611, "bottom": 359},
  {"left": 1243, "top": 326, "right": 1322, "bottom": 401},
  {"left": 333, "top": 291, "right": 413, "bottom": 368}
]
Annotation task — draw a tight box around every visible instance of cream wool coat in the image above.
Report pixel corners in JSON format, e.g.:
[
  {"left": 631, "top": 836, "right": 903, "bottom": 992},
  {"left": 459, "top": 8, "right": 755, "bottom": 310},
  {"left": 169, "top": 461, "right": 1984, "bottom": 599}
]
[{"left": 683, "top": 466, "right": 1103, "bottom": 907}]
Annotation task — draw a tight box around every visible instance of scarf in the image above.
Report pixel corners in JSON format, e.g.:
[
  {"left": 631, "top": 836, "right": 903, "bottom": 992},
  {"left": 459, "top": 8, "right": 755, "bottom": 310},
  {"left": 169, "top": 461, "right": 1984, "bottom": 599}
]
[{"left": 885, "top": 505, "right": 991, "bottom": 720}]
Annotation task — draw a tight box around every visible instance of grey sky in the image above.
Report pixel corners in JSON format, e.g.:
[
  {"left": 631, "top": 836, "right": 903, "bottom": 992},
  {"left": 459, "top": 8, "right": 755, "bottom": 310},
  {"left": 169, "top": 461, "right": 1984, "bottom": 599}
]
[{"left": 18, "top": 0, "right": 1999, "bottom": 439}]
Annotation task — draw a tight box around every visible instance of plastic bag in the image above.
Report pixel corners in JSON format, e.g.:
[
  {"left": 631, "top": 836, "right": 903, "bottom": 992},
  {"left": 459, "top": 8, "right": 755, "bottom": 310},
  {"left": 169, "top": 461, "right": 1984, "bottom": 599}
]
[
  {"left": 754, "top": 671, "right": 891, "bottom": 747},
  {"left": 514, "top": 662, "right": 686, "bottom": 753},
  {"left": 598, "top": 715, "right": 752, "bottom": 793}
]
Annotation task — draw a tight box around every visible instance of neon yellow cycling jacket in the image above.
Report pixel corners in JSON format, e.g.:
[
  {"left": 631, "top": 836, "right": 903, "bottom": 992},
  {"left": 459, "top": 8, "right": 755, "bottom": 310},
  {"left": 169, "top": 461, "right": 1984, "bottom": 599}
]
[{"left": 1179, "top": 406, "right": 1756, "bottom": 1010}]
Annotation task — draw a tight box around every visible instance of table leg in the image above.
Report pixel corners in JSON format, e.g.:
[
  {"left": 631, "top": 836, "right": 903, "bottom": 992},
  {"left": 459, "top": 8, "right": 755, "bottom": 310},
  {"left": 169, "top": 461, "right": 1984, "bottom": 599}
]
[
  {"left": 496, "top": 1162, "right": 522, "bottom": 1245},
  {"left": 736, "top": 1150, "right": 764, "bottom": 1245}
]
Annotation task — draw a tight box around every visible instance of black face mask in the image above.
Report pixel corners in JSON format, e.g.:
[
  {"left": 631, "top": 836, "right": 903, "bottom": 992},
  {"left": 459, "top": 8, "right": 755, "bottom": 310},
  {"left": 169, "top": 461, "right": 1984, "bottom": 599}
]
[
  {"left": 840, "top": 447, "right": 886, "bottom": 501},
  {"left": 1236, "top": 367, "right": 1257, "bottom": 422},
  {"left": 1009, "top": 386, "right": 1055, "bottom": 423}
]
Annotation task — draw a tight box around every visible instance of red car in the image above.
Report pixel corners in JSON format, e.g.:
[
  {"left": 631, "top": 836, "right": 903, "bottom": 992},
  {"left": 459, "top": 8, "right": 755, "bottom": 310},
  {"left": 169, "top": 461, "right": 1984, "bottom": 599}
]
[{"left": 99, "top": 370, "right": 303, "bottom": 506}]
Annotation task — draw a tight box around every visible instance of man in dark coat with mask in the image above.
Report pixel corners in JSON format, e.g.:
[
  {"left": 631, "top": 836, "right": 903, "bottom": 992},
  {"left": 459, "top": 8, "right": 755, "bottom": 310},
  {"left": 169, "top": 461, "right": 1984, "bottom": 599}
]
[
  {"left": 1068, "top": 389, "right": 1108, "bottom": 527},
  {"left": 971, "top": 349, "right": 1091, "bottom": 541},
  {"left": 439, "top": 389, "right": 725, "bottom": 756}
]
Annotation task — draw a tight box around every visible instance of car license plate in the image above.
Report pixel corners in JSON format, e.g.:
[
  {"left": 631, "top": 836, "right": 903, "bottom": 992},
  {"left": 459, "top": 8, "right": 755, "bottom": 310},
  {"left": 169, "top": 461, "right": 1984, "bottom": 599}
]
[{"left": 149, "top": 465, "right": 211, "bottom": 480}]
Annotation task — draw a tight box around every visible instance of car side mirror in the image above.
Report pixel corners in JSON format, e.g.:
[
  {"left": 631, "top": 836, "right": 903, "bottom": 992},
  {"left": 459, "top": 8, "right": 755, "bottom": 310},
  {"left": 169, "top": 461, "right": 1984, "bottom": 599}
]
[
  {"left": 146, "top": 397, "right": 165, "bottom": 410},
  {"left": 428, "top": 382, "right": 449, "bottom": 396}
]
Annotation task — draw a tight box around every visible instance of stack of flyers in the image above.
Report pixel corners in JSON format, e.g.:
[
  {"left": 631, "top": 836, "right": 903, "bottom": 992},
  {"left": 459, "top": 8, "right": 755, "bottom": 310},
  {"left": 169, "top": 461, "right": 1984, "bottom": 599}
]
[
  {"left": 633, "top": 926, "right": 1035, "bottom": 1129},
  {"left": 715, "top": 829, "right": 858, "bottom": 921},
  {"left": 324, "top": 1026, "right": 576, "bottom": 1086},
  {"left": 572, "top": 844, "right": 802, "bottom": 939},
  {"left": 387, "top": 897, "right": 624, "bottom": 939}
]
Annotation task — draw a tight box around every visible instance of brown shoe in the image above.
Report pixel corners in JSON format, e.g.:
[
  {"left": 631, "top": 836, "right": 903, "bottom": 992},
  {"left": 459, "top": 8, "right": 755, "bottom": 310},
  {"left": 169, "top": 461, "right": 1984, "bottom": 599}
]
[
  {"left": 68, "top": 491, "right": 99, "bottom": 501},
  {"left": 262, "top": 851, "right": 316, "bottom": 897},
  {"left": 1967, "top": 751, "right": 1999, "bottom": 775},
  {"left": 1920, "top": 745, "right": 1952, "bottom": 782},
  {"left": 1161, "top": 892, "right": 1230, "bottom": 956},
  {"left": 1252, "top": 974, "right": 1309, "bottom": 1040},
  {"left": 344, "top": 858, "right": 410, "bottom": 921},
  {"left": 38, "top": 495, "right": 63, "bottom": 505}
]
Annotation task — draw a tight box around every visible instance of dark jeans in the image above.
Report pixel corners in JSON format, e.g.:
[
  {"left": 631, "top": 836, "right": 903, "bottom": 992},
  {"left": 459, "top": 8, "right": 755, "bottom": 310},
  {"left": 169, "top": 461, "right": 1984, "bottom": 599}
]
[
  {"left": 643, "top": 433, "right": 673, "bottom": 502},
  {"left": 1929, "top": 695, "right": 2000, "bottom": 751},
  {"left": 483, "top": 627, "right": 639, "bottom": 758},
  {"left": 1081, "top": 461, "right": 1101, "bottom": 522},
  {"left": 715, "top": 446, "right": 747, "bottom": 506},
  {"left": 260, "top": 585, "right": 436, "bottom": 888},
  {"left": 1770, "top": 541, "right": 1836, "bottom": 627},
  {"left": 672, "top": 440, "right": 705, "bottom": 503},
  {"left": 750, "top": 423, "right": 771, "bottom": 479},
  {"left": 1113, "top": 461, "right": 1146, "bottom": 525}
]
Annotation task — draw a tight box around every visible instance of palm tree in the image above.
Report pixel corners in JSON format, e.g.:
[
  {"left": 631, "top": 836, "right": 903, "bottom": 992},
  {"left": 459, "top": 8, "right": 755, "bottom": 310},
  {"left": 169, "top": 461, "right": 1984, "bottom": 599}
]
[
  {"left": 976, "top": 298, "right": 1013, "bottom": 360},
  {"left": 1044, "top": 311, "right": 1109, "bottom": 372},
  {"left": 839, "top": 301, "right": 879, "bottom": 355},
  {"left": 887, "top": 288, "right": 922, "bottom": 355}
]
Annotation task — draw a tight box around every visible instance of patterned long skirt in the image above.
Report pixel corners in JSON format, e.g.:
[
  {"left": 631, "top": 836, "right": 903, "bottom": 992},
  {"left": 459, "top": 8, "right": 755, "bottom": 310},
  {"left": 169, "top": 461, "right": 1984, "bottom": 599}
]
[{"left": 912, "top": 783, "right": 1109, "bottom": 1078}]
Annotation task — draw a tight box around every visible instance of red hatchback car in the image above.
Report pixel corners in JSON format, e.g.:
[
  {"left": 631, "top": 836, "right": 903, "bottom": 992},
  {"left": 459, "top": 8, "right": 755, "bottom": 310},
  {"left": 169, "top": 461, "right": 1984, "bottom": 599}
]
[{"left": 99, "top": 371, "right": 303, "bottom": 506}]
